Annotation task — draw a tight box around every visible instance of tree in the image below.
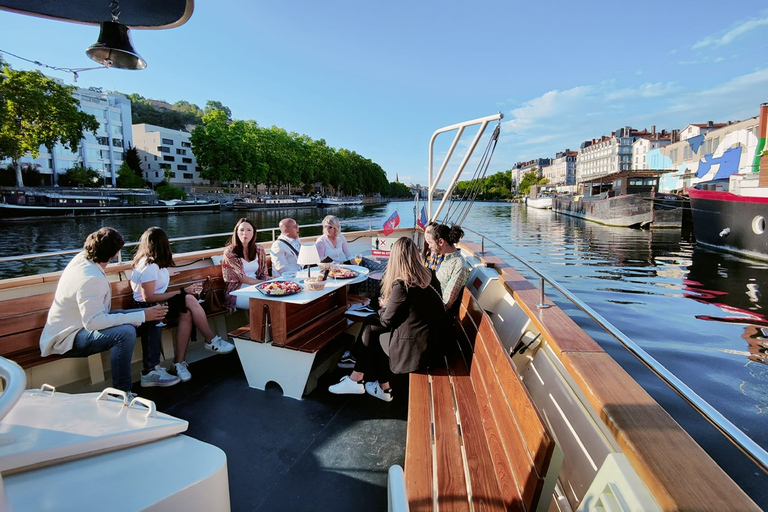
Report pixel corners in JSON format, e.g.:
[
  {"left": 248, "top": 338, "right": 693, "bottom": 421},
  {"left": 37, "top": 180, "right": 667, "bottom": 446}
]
[
  {"left": 0, "top": 61, "right": 99, "bottom": 187},
  {"left": 518, "top": 169, "right": 548, "bottom": 196},
  {"left": 124, "top": 144, "right": 143, "bottom": 177},
  {"left": 58, "top": 165, "right": 101, "bottom": 187},
  {"left": 116, "top": 162, "right": 146, "bottom": 188}
]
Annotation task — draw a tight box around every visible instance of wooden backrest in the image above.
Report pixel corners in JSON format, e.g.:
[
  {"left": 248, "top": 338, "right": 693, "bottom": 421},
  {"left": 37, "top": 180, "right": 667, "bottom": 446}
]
[
  {"left": 0, "top": 263, "right": 226, "bottom": 369},
  {"left": 455, "top": 289, "right": 556, "bottom": 512}
]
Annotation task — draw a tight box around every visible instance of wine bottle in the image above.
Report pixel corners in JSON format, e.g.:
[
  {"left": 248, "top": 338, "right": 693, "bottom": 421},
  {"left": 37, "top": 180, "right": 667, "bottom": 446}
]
[{"left": 318, "top": 268, "right": 330, "bottom": 281}]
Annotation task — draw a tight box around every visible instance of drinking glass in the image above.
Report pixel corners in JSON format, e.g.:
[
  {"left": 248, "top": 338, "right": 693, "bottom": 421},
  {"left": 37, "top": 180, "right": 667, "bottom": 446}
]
[
  {"left": 155, "top": 301, "right": 168, "bottom": 327},
  {"left": 354, "top": 253, "right": 363, "bottom": 266}
]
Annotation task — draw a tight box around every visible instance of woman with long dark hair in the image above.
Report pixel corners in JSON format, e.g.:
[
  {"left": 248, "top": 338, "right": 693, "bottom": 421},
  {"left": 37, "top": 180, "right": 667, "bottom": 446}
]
[
  {"left": 425, "top": 224, "right": 470, "bottom": 312},
  {"left": 329, "top": 237, "right": 447, "bottom": 401},
  {"left": 131, "top": 227, "right": 234, "bottom": 386},
  {"left": 222, "top": 218, "right": 268, "bottom": 310}
]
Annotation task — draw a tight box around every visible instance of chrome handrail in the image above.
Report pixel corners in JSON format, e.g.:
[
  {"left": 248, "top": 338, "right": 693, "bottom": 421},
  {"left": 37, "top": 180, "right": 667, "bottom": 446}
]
[
  {"left": 461, "top": 226, "right": 768, "bottom": 476},
  {"left": 0, "top": 218, "right": 382, "bottom": 266}
]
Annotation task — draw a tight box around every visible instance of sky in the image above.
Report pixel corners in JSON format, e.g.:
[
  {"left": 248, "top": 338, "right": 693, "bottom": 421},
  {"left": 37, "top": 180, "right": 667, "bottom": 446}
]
[{"left": 1, "top": 1, "right": 768, "bottom": 189}]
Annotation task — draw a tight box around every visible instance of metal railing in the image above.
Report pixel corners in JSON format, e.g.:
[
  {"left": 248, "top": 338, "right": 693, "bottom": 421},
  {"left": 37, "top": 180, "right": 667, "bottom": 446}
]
[
  {"left": 461, "top": 226, "right": 768, "bottom": 476},
  {"left": 0, "top": 218, "right": 383, "bottom": 267}
]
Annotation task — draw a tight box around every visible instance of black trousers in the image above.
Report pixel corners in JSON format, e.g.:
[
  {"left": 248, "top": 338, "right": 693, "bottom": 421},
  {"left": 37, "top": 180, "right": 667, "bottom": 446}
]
[{"left": 353, "top": 318, "right": 392, "bottom": 385}]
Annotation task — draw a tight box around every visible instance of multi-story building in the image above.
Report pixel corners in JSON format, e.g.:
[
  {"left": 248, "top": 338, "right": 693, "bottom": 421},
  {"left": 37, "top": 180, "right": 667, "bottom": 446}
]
[
  {"left": 132, "top": 124, "right": 208, "bottom": 188},
  {"left": 541, "top": 150, "right": 577, "bottom": 190},
  {"left": 576, "top": 126, "right": 643, "bottom": 183},
  {"left": 3, "top": 86, "right": 132, "bottom": 186},
  {"left": 511, "top": 158, "right": 550, "bottom": 192},
  {"left": 631, "top": 128, "right": 674, "bottom": 170},
  {"left": 657, "top": 117, "right": 761, "bottom": 192}
]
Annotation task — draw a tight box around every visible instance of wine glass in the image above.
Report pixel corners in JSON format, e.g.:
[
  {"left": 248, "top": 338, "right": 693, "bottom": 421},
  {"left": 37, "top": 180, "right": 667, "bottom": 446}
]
[
  {"left": 354, "top": 253, "right": 363, "bottom": 266},
  {"left": 155, "top": 301, "right": 168, "bottom": 327}
]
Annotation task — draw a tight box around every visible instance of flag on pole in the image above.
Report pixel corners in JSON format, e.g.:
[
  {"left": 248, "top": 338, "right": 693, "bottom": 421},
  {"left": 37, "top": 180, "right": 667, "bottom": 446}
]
[
  {"left": 382, "top": 210, "right": 400, "bottom": 236},
  {"left": 417, "top": 206, "right": 427, "bottom": 230}
]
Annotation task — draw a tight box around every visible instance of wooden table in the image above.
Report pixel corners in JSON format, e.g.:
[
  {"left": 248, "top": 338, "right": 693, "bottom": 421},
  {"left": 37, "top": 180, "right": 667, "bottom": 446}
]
[{"left": 229, "top": 267, "right": 369, "bottom": 399}]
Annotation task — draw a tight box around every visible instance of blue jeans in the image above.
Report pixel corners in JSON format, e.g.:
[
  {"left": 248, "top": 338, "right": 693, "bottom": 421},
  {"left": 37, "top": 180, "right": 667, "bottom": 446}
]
[
  {"left": 68, "top": 319, "right": 137, "bottom": 392},
  {"left": 137, "top": 321, "right": 162, "bottom": 371}
]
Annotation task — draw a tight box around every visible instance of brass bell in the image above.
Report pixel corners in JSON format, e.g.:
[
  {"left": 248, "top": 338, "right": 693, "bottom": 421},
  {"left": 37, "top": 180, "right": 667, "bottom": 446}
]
[{"left": 86, "top": 21, "right": 147, "bottom": 70}]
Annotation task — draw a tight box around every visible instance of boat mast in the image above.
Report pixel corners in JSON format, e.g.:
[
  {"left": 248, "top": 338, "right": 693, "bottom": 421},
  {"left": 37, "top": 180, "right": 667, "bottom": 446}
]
[{"left": 427, "top": 113, "right": 503, "bottom": 222}]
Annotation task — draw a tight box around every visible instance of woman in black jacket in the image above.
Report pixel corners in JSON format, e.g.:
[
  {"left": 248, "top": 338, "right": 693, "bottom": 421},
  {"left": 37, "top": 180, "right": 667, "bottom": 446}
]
[{"left": 329, "top": 237, "right": 447, "bottom": 401}]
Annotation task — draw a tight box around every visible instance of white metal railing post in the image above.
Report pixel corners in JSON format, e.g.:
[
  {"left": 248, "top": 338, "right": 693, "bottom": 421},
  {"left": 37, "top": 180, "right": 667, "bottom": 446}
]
[{"left": 536, "top": 277, "right": 550, "bottom": 309}]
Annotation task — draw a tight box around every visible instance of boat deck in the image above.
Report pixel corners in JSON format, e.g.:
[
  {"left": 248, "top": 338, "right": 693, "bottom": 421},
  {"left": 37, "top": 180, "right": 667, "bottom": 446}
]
[{"left": 131, "top": 349, "right": 408, "bottom": 512}]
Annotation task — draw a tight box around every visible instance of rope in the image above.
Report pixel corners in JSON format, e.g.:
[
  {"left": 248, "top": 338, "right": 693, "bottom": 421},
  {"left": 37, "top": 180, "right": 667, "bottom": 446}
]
[
  {"left": 444, "top": 122, "right": 501, "bottom": 226},
  {"left": 1, "top": 49, "right": 107, "bottom": 82}
]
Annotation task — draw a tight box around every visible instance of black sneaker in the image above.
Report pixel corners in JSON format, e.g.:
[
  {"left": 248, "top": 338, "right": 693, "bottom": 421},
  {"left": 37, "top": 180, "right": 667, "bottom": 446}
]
[{"left": 337, "top": 350, "right": 357, "bottom": 369}]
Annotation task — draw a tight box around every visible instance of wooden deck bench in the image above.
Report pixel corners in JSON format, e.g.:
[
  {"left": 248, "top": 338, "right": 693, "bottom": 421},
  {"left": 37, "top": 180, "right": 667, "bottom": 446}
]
[
  {"left": 399, "top": 288, "right": 559, "bottom": 512},
  {"left": 0, "top": 261, "right": 229, "bottom": 385}
]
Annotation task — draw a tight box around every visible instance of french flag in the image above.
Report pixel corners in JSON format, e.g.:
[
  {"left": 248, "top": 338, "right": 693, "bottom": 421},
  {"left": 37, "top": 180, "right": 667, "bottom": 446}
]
[
  {"left": 382, "top": 210, "right": 400, "bottom": 236},
  {"left": 417, "top": 206, "right": 427, "bottom": 230}
]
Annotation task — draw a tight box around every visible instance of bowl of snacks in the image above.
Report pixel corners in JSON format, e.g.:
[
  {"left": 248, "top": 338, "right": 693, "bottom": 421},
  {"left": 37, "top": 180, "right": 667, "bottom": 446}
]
[
  {"left": 318, "top": 261, "right": 333, "bottom": 271},
  {"left": 304, "top": 277, "right": 328, "bottom": 291}
]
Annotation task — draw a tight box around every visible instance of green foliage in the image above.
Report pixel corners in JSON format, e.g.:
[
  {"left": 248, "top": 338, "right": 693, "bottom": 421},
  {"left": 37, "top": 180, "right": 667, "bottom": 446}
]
[
  {"left": 116, "top": 162, "right": 146, "bottom": 188},
  {"left": 191, "top": 109, "right": 389, "bottom": 196},
  {"left": 126, "top": 93, "right": 204, "bottom": 130},
  {"left": 390, "top": 181, "right": 412, "bottom": 198},
  {"left": 0, "top": 61, "right": 100, "bottom": 187},
  {"left": 58, "top": 165, "right": 101, "bottom": 187},
  {"left": 156, "top": 184, "right": 187, "bottom": 201},
  {"left": 124, "top": 145, "right": 143, "bottom": 176},
  {"left": 518, "top": 169, "right": 548, "bottom": 196},
  {"left": 454, "top": 170, "right": 514, "bottom": 200}
]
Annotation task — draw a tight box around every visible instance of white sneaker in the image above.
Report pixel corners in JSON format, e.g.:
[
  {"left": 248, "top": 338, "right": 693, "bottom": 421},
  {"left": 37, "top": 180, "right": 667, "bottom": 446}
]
[
  {"left": 205, "top": 335, "right": 235, "bottom": 354},
  {"left": 328, "top": 375, "right": 365, "bottom": 395},
  {"left": 172, "top": 361, "right": 192, "bottom": 382},
  {"left": 365, "top": 381, "right": 393, "bottom": 402},
  {"left": 141, "top": 365, "right": 180, "bottom": 388}
]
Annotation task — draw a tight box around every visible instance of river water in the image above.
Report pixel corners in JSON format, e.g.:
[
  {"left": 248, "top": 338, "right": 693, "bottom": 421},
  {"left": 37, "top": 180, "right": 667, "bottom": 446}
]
[{"left": 2, "top": 201, "right": 767, "bottom": 506}]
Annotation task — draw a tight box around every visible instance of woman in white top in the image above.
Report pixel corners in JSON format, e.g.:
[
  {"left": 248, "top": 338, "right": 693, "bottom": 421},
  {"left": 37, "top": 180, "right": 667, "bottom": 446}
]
[
  {"left": 131, "top": 227, "right": 235, "bottom": 385},
  {"left": 222, "top": 218, "right": 268, "bottom": 310},
  {"left": 315, "top": 215, "right": 352, "bottom": 263}
]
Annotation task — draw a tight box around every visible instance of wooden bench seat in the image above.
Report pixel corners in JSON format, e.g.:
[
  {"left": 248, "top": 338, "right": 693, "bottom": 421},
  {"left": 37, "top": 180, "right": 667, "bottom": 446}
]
[
  {"left": 0, "top": 261, "right": 229, "bottom": 384},
  {"left": 402, "top": 289, "right": 558, "bottom": 512}
]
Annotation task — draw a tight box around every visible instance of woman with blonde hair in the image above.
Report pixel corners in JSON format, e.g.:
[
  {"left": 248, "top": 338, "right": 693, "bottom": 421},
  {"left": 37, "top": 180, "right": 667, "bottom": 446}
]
[
  {"left": 131, "top": 227, "right": 234, "bottom": 386},
  {"left": 329, "top": 237, "right": 447, "bottom": 401},
  {"left": 315, "top": 215, "right": 352, "bottom": 263}
]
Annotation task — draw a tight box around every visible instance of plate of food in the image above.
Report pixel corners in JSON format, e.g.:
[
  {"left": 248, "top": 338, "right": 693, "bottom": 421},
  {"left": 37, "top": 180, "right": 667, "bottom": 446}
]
[
  {"left": 257, "top": 280, "right": 303, "bottom": 296},
  {"left": 328, "top": 267, "right": 358, "bottom": 279}
]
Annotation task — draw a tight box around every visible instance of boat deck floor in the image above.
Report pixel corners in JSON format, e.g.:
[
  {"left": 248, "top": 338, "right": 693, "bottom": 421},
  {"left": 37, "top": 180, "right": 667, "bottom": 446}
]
[{"left": 134, "top": 350, "right": 409, "bottom": 512}]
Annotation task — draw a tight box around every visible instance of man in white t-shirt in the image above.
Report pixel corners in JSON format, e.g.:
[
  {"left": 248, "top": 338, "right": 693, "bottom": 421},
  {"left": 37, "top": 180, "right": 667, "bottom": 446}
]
[{"left": 270, "top": 218, "right": 302, "bottom": 276}]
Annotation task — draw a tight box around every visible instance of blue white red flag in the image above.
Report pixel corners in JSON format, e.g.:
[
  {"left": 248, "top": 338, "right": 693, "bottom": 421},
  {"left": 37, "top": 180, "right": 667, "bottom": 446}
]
[
  {"left": 417, "top": 206, "right": 427, "bottom": 230},
  {"left": 382, "top": 210, "right": 400, "bottom": 236}
]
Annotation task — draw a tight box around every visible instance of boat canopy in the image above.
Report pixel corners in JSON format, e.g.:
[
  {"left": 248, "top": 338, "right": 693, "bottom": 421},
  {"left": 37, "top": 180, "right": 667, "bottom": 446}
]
[{"left": 0, "top": 0, "right": 194, "bottom": 29}]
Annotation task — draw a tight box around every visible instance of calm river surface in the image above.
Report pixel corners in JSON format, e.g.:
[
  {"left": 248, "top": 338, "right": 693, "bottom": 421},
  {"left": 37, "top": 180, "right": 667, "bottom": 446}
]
[{"left": 2, "top": 201, "right": 767, "bottom": 506}]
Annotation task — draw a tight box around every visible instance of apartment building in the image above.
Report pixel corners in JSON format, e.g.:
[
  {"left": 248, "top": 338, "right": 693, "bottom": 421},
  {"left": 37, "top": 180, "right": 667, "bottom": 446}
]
[
  {"left": 657, "top": 117, "right": 761, "bottom": 192},
  {"left": 511, "top": 158, "right": 550, "bottom": 192},
  {"left": 576, "top": 126, "right": 644, "bottom": 182},
  {"left": 132, "top": 124, "right": 208, "bottom": 188},
  {"left": 541, "top": 150, "right": 577, "bottom": 189},
  {"left": 3, "top": 86, "right": 132, "bottom": 186}
]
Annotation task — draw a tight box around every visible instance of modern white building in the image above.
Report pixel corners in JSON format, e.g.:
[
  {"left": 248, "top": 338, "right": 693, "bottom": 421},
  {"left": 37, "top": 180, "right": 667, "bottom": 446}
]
[
  {"left": 2, "top": 86, "right": 132, "bottom": 186},
  {"left": 132, "top": 124, "right": 207, "bottom": 188}
]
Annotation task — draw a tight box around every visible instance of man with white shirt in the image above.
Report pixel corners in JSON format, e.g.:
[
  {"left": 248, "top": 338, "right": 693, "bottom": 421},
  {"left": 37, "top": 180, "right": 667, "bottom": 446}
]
[
  {"left": 270, "top": 218, "right": 302, "bottom": 276},
  {"left": 40, "top": 227, "right": 170, "bottom": 392}
]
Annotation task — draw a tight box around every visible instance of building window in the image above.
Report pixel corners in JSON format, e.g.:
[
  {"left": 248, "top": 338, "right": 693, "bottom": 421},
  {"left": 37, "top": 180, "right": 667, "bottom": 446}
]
[
  {"left": 181, "top": 141, "right": 191, "bottom": 148},
  {"left": 154, "top": 156, "right": 158, "bottom": 161},
  {"left": 176, "top": 148, "right": 186, "bottom": 155},
  {"left": 163, "top": 155, "right": 174, "bottom": 162},
  {"left": 155, "top": 172, "right": 159, "bottom": 178},
  {"left": 162, "top": 138, "right": 174, "bottom": 145},
  {"left": 182, "top": 157, "right": 192, "bottom": 164},
  {"left": 170, "top": 172, "right": 176, "bottom": 178},
  {"left": 183, "top": 173, "right": 193, "bottom": 179},
  {"left": 96, "top": 136, "right": 109, "bottom": 146},
  {"left": 144, "top": 156, "right": 147, "bottom": 161},
  {"left": 177, "top": 165, "right": 187, "bottom": 171},
  {"left": 112, "top": 138, "right": 123, "bottom": 148},
  {"left": 158, "top": 146, "right": 170, "bottom": 153}
]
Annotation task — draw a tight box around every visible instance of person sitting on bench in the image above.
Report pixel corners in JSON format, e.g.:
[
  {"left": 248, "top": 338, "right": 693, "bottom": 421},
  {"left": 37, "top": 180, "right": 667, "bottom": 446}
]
[
  {"left": 40, "top": 227, "right": 167, "bottom": 394},
  {"left": 270, "top": 217, "right": 301, "bottom": 277},
  {"left": 222, "top": 218, "right": 268, "bottom": 310},
  {"left": 329, "top": 237, "right": 447, "bottom": 402}
]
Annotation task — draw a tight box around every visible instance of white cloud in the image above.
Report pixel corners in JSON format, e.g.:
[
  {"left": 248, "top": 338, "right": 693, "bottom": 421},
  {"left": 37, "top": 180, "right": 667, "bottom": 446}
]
[
  {"left": 693, "top": 16, "right": 768, "bottom": 49},
  {"left": 490, "top": 68, "right": 768, "bottom": 171}
]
